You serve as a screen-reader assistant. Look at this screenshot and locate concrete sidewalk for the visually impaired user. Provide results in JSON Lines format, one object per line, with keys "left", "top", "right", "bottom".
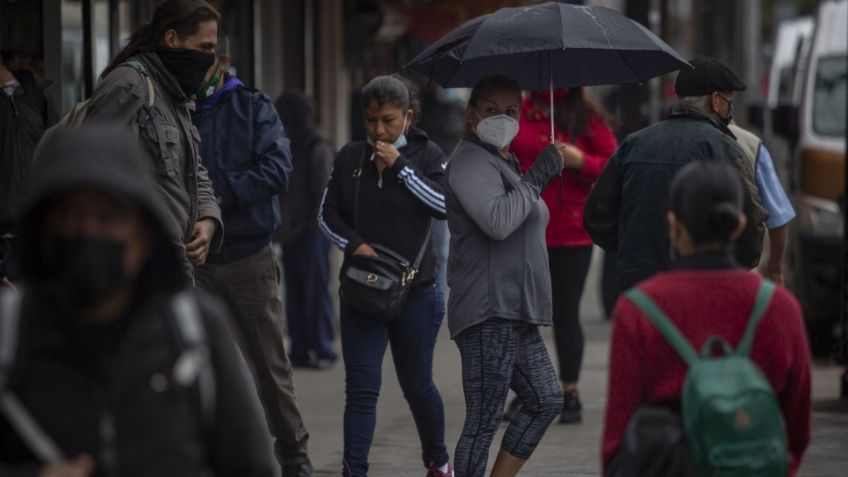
{"left": 288, "top": 252, "right": 848, "bottom": 476}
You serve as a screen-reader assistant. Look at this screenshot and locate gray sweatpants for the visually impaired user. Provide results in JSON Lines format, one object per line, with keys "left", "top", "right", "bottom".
{"left": 453, "top": 318, "right": 563, "bottom": 477}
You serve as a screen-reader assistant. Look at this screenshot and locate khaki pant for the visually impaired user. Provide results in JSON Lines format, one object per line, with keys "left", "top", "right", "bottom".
{"left": 196, "top": 244, "right": 310, "bottom": 466}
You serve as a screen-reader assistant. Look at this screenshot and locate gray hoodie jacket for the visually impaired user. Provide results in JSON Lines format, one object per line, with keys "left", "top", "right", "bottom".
{"left": 445, "top": 135, "right": 563, "bottom": 338}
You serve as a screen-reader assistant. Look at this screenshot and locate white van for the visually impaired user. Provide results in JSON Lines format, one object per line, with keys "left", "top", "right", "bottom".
{"left": 786, "top": 0, "right": 846, "bottom": 352}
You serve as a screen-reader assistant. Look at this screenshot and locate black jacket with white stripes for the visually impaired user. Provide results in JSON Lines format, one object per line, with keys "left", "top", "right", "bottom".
{"left": 319, "top": 127, "right": 447, "bottom": 287}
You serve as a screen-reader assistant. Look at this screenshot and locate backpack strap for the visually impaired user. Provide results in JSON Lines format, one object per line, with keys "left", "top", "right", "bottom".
{"left": 735, "top": 279, "right": 777, "bottom": 357}
{"left": 170, "top": 292, "right": 216, "bottom": 432}
{"left": 0, "top": 291, "right": 66, "bottom": 464}
{"left": 0, "top": 291, "right": 22, "bottom": 390}
{"left": 625, "top": 289, "right": 698, "bottom": 366}
{"left": 121, "top": 59, "right": 155, "bottom": 108}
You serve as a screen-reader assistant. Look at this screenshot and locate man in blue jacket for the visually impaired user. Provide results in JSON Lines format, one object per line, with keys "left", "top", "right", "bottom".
{"left": 192, "top": 46, "right": 311, "bottom": 477}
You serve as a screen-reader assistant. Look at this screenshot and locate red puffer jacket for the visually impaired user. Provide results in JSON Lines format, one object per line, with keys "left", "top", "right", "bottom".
{"left": 512, "top": 95, "right": 617, "bottom": 248}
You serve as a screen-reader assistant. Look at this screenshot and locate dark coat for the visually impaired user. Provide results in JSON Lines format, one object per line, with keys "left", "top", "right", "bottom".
{"left": 0, "top": 127, "right": 275, "bottom": 477}
{"left": 319, "top": 127, "right": 447, "bottom": 287}
{"left": 193, "top": 77, "right": 293, "bottom": 263}
{"left": 584, "top": 106, "right": 767, "bottom": 291}
{"left": 275, "top": 91, "right": 334, "bottom": 245}
{"left": 81, "top": 52, "right": 224, "bottom": 273}
{"left": 0, "top": 70, "right": 56, "bottom": 232}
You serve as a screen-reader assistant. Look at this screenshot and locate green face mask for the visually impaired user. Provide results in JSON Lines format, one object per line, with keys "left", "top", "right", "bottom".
{"left": 196, "top": 69, "right": 222, "bottom": 100}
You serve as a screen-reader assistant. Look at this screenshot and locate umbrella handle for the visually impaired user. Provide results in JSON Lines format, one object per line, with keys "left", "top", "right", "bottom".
{"left": 550, "top": 81, "right": 555, "bottom": 144}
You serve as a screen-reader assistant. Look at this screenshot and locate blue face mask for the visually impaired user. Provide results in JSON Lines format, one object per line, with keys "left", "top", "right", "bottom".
{"left": 367, "top": 115, "right": 408, "bottom": 159}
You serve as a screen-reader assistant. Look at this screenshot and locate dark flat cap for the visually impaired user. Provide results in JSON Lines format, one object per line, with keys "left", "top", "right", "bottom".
{"left": 674, "top": 56, "right": 746, "bottom": 96}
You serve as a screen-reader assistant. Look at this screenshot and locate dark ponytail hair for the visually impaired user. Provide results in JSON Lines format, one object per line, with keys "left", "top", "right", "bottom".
{"left": 669, "top": 161, "right": 744, "bottom": 246}
{"left": 361, "top": 74, "right": 421, "bottom": 123}
{"left": 553, "top": 87, "right": 615, "bottom": 138}
{"left": 101, "top": 0, "right": 220, "bottom": 79}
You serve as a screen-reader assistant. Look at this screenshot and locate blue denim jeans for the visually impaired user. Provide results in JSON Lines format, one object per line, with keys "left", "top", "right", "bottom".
{"left": 340, "top": 283, "right": 449, "bottom": 477}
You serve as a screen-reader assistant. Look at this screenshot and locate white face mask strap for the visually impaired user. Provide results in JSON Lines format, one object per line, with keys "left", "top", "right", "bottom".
{"left": 402, "top": 111, "right": 410, "bottom": 135}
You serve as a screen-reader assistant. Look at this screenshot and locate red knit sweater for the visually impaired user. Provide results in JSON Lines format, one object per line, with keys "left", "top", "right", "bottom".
{"left": 602, "top": 269, "right": 811, "bottom": 476}
{"left": 511, "top": 96, "right": 618, "bottom": 247}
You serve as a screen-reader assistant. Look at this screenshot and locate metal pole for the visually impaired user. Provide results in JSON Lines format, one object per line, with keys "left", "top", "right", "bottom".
{"left": 108, "top": 0, "right": 120, "bottom": 59}
{"left": 82, "top": 0, "right": 94, "bottom": 98}
{"left": 305, "top": 0, "right": 315, "bottom": 98}
{"left": 841, "top": 74, "right": 848, "bottom": 398}
{"left": 648, "top": 0, "right": 662, "bottom": 123}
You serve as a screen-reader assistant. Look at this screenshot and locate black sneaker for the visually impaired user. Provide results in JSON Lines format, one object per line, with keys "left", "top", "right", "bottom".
{"left": 282, "top": 462, "right": 313, "bottom": 477}
{"left": 560, "top": 390, "right": 582, "bottom": 424}
{"left": 502, "top": 396, "right": 523, "bottom": 422}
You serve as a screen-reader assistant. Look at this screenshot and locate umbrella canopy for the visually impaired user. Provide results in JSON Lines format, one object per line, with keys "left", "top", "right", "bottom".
{"left": 405, "top": 2, "right": 690, "bottom": 91}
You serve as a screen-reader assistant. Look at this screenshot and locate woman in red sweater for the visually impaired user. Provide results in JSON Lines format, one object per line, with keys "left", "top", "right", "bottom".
{"left": 602, "top": 161, "right": 811, "bottom": 476}
{"left": 509, "top": 88, "right": 617, "bottom": 423}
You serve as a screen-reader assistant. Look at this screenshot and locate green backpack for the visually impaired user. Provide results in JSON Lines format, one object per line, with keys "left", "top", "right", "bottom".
{"left": 625, "top": 280, "right": 789, "bottom": 477}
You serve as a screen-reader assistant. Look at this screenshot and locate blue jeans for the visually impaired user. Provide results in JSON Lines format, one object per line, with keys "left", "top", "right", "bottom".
{"left": 340, "top": 284, "right": 449, "bottom": 477}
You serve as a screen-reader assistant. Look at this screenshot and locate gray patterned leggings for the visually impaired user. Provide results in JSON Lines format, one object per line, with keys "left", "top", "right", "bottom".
{"left": 453, "top": 318, "right": 563, "bottom": 477}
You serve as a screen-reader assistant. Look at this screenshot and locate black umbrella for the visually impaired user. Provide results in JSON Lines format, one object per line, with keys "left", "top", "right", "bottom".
{"left": 406, "top": 2, "right": 691, "bottom": 141}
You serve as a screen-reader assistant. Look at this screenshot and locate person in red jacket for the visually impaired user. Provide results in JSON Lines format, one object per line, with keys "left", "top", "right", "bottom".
{"left": 602, "top": 161, "right": 811, "bottom": 476}
{"left": 509, "top": 88, "right": 618, "bottom": 423}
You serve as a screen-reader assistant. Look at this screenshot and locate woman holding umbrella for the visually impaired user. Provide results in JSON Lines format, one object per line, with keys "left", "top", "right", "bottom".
{"left": 506, "top": 88, "right": 618, "bottom": 424}
{"left": 444, "top": 75, "right": 566, "bottom": 477}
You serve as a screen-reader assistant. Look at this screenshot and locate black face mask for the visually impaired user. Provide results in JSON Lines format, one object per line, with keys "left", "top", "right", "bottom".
{"left": 715, "top": 94, "right": 734, "bottom": 126}
{"left": 155, "top": 48, "right": 215, "bottom": 98}
{"left": 47, "top": 237, "right": 129, "bottom": 308}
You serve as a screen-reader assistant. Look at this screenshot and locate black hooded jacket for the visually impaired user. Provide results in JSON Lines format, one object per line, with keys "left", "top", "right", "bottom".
{"left": 0, "top": 127, "right": 274, "bottom": 477}
{"left": 319, "top": 127, "right": 447, "bottom": 286}
{"left": 0, "top": 70, "right": 57, "bottom": 233}
{"left": 275, "top": 91, "right": 334, "bottom": 244}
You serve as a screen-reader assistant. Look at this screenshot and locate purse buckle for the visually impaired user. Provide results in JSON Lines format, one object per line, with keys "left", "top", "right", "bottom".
{"left": 367, "top": 273, "right": 378, "bottom": 284}
{"left": 401, "top": 268, "right": 418, "bottom": 287}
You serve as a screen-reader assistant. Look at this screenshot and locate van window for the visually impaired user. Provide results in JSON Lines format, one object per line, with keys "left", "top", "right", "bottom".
{"left": 813, "top": 56, "right": 847, "bottom": 137}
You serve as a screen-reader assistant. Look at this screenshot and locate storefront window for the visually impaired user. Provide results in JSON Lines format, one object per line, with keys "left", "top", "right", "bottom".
{"left": 61, "top": 0, "right": 85, "bottom": 113}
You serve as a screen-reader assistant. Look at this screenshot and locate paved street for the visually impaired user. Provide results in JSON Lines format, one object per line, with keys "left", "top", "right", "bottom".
{"left": 287, "top": 251, "right": 848, "bottom": 476}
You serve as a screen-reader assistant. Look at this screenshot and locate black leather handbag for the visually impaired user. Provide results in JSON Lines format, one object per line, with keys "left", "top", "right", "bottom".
{"left": 339, "top": 152, "right": 432, "bottom": 321}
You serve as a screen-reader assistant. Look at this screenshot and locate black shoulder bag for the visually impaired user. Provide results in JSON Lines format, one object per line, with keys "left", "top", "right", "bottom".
{"left": 339, "top": 152, "right": 432, "bottom": 322}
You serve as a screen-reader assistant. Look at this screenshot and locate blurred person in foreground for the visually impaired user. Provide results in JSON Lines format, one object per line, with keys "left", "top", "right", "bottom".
{"left": 585, "top": 56, "right": 767, "bottom": 292}
{"left": 0, "top": 10, "right": 57, "bottom": 288}
{"left": 191, "top": 45, "right": 312, "bottom": 477}
{"left": 602, "top": 161, "right": 811, "bottom": 476}
{"left": 507, "top": 87, "right": 617, "bottom": 424}
{"left": 0, "top": 127, "right": 274, "bottom": 476}
{"left": 275, "top": 91, "right": 337, "bottom": 370}
{"left": 76, "top": 0, "right": 223, "bottom": 276}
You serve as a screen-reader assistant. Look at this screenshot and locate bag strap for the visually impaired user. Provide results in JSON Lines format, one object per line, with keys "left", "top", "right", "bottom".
{"left": 0, "top": 291, "right": 66, "bottom": 464}
{"left": 735, "top": 279, "right": 776, "bottom": 357}
{"left": 121, "top": 59, "right": 155, "bottom": 108}
{"left": 170, "top": 292, "right": 216, "bottom": 432}
{"left": 352, "top": 147, "right": 432, "bottom": 275}
{"left": 625, "top": 289, "right": 698, "bottom": 366}
{"left": 0, "top": 291, "right": 22, "bottom": 391}
{"left": 353, "top": 150, "right": 366, "bottom": 230}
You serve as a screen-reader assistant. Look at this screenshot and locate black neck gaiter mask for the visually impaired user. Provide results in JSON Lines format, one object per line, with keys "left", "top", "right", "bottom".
{"left": 154, "top": 48, "right": 215, "bottom": 98}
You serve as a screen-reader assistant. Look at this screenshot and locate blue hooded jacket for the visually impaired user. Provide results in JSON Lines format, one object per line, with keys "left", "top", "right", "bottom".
{"left": 193, "top": 76, "right": 293, "bottom": 263}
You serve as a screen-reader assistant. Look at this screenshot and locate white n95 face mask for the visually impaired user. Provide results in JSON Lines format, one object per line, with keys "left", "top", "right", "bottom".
{"left": 474, "top": 112, "right": 520, "bottom": 150}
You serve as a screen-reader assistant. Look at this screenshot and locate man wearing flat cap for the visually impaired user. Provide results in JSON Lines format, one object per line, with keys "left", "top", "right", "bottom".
{"left": 584, "top": 56, "right": 767, "bottom": 291}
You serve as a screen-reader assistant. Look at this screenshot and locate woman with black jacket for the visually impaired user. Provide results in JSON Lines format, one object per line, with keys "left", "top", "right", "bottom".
{"left": 318, "top": 75, "right": 452, "bottom": 477}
